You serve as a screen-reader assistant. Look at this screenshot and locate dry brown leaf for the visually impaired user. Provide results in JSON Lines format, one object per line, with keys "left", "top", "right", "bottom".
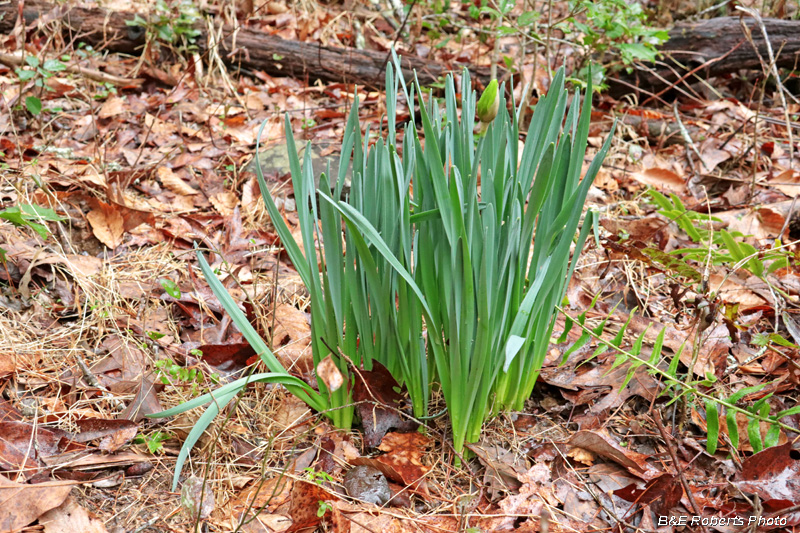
{"left": 241, "top": 176, "right": 260, "bottom": 212}
{"left": 210, "top": 191, "right": 238, "bottom": 216}
{"left": 78, "top": 168, "right": 107, "bottom": 188}
{"left": 351, "top": 433, "right": 432, "bottom": 497}
{"left": 73, "top": 419, "right": 139, "bottom": 453}
{"left": 376, "top": 432, "right": 431, "bottom": 494}
{"left": 714, "top": 204, "right": 787, "bottom": 240}
{"left": 286, "top": 480, "right": 334, "bottom": 532}
{"left": 0, "top": 476, "right": 76, "bottom": 531}
{"left": 97, "top": 96, "right": 125, "bottom": 119}
{"left": 330, "top": 505, "right": 408, "bottom": 533}
{"left": 600, "top": 216, "right": 665, "bottom": 242}
{"left": 244, "top": 92, "right": 267, "bottom": 110}
{"left": 216, "top": 476, "right": 293, "bottom": 530}
{"left": 40, "top": 495, "right": 108, "bottom": 533}
{"left": 40, "top": 450, "right": 151, "bottom": 472}
{"left": 0, "top": 421, "right": 68, "bottom": 477}
{"left": 593, "top": 168, "right": 619, "bottom": 192}
{"left": 157, "top": 166, "right": 198, "bottom": 196}
{"left": 273, "top": 394, "right": 311, "bottom": 440}
{"left": 698, "top": 139, "right": 731, "bottom": 172}
{"left": 266, "top": 1, "right": 288, "bottom": 14}
{"left": 631, "top": 167, "right": 685, "bottom": 193}
{"left": 36, "top": 254, "right": 102, "bottom": 278}
{"left": 734, "top": 443, "right": 800, "bottom": 505}
{"left": 352, "top": 362, "right": 416, "bottom": 447}
{"left": 709, "top": 273, "right": 767, "bottom": 307}
{"left": 144, "top": 113, "right": 176, "bottom": 136}
{"left": 271, "top": 304, "right": 313, "bottom": 374}
{"left": 486, "top": 464, "right": 552, "bottom": 530}
{"left": 342, "top": 441, "right": 360, "bottom": 463}
{"left": 769, "top": 169, "right": 800, "bottom": 197}
{"left": 86, "top": 202, "right": 124, "bottom": 249}
{"left": 466, "top": 442, "right": 530, "bottom": 499}
{"left": 566, "top": 446, "right": 596, "bottom": 465}
{"left": 117, "top": 373, "right": 164, "bottom": 422}
{"left": 568, "top": 430, "right": 659, "bottom": 480}
{"left": 677, "top": 323, "right": 732, "bottom": 377}
{"left": 0, "top": 352, "right": 16, "bottom": 379}
{"left": 223, "top": 122, "right": 258, "bottom": 145}
{"left": 85, "top": 198, "right": 154, "bottom": 249}
{"left": 317, "top": 355, "right": 344, "bottom": 392}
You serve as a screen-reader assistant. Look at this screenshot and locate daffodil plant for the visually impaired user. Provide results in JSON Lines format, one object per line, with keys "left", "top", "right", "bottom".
{"left": 153, "top": 52, "right": 614, "bottom": 482}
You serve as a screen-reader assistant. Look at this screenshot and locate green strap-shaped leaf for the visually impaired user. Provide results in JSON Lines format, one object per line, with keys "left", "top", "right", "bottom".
{"left": 706, "top": 400, "right": 719, "bottom": 454}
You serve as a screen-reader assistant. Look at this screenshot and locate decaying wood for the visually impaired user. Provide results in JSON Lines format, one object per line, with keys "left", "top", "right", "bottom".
{"left": 611, "top": 16, "right": 800, "bottom": 98}
{"left": 0, "top": 0, "right": 490, "bottom": 88}
{"left": 618, "top": 114, "right": 697, "bottom": 146}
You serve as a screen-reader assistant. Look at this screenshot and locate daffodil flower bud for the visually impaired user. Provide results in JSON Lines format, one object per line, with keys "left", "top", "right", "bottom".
{"left": 476, "top": 79, "right": 499, "bottom": 124}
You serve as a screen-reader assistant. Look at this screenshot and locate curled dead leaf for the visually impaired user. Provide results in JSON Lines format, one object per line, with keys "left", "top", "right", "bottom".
{"left": 631, "top": 167, "right": 685, "bottom": 193}
{"left": 317, "top": 355, "right": 344, "bottom": 392}
{"left": 97, "top": 96, "right": 125, "bottom": 119}
{"left": 86, "top": 203, "right": 124, "bottom": 249}
{"left": 0, "top": 476, "right": 77, "bottom": 531}
{"left": 568, "top": 430, "right": 659, "bottom": 479}
{"left": 157, "top": 166, "right": 198, "bottom": 196}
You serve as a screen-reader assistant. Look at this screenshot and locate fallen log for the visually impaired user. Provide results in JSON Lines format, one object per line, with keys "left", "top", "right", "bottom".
{"left": 610, "top": 16, "right": 800, "bottom": 98}
{"left": 0, "top": 0, "right": 491, "bottom": 89}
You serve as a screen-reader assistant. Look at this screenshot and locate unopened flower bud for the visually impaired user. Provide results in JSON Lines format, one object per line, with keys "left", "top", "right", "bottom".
{"left": 476, "top": 79, "right": 499, "bottom": 124}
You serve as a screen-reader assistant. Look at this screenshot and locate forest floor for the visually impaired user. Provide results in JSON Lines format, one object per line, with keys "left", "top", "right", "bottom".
{"left": 2, "top": 0, "right": 800, "bottom": 532}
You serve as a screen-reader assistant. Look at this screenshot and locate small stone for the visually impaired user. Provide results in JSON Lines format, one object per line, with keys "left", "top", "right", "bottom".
{"left": 181, "top": 476, "right": 215, "bottom": 519}
{"left": 343, "top": 465, "right": 391, "bottom": 505}
{"left": 248, "top": 142, "right": 351, "bottom": 198}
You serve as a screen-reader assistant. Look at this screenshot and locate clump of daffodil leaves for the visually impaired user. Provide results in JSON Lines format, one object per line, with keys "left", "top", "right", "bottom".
{"left": 150, "top": 52, "right": 614, "bottom": 488}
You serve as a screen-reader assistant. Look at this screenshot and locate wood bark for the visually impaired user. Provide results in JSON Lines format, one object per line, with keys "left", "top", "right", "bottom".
{"left": 610, "top": 16, "right": 800, "bottom": 98}
{"left": 6, "top": 2, "right": 795, "bottom": 98}
{"left": 0, "top": 0, "right": 490, "bottom": 89}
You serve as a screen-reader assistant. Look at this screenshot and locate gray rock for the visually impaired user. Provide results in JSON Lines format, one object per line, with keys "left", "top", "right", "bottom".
{"left": 343, "top": 465, "right": 391, "bottom": 505}
{"left": 181, "top": 475, "right": 215, "bottom": 519}
{"left": 248, "top": 142, "right": 351, "bottom": 198}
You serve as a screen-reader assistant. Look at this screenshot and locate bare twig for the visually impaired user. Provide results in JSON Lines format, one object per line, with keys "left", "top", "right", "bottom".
{"left": 640, "top": 42, "right": 743, "bottom": 107}
{"left": 653, "top": 411, "right": 710, "bottom": 533}
{"left": 0, "top": 51, "right": 143, "bottom": 86}
{"left": 672, "top": 100, "right": 704, "bottom": 173}
{"left": 75, "top": 343, "right": 126, "bottom": 410}
{"left": 737, "top": 6, "right": 794, "bottom": 168}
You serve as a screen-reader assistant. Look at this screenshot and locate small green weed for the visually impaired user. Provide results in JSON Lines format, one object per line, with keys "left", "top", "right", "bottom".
{"left": 561, "top": 0, "right": 668, "bottom": 88}
{"left": 154, "top": 358, "right": 218, "bottom": 396}
{"left": 135, "top": 430, "right": 172, "bottom": 454}
{"left": 419, "top": 0, "right": 666, "bottom": 90}
{"left": 14, "top": 55, "right": 68, "bottom": 115}
{"left": 305, "top": 468, "right": 334, "bottom": 485}
{"left": 317, "top": 501, "right": 333, "bottom": 518}
{"left": 648, "top": 190, "right": 792, "bottom": 280}
{"left": 160, "top": 278, "right": 182, "bottom": 299}
{"left": 126, "top": 0, "right": 201, "bottom": 55}
{"left": 559, "top": 303, "right": 800, "bottom": 455}
{"left": 0, "top": 204, "right": 65, "bottom": 249}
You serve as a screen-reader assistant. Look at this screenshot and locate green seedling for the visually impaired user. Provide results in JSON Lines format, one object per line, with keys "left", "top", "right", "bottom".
{"left": 0, "top": 204, "right": 64, "bottom": 239}
{"left": 14, "top": 55, "right": 67, "bottom": 115}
